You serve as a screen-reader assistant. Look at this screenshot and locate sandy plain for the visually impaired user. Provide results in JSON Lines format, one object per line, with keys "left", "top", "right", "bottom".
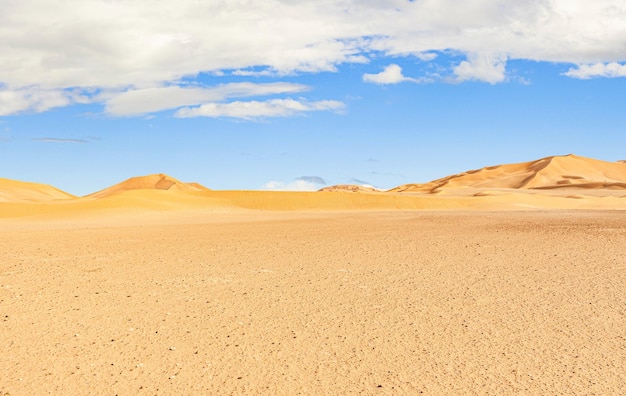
{"left": 1, "top": 208, "right": 625, "bottom": 395}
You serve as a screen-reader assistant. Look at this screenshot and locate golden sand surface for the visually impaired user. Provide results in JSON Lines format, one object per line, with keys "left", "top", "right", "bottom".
{"left": 1, "top": 209, "right": 625, "bottom": 395}
{"left": 390, "top": 154, "right": 626, "bottom": 193}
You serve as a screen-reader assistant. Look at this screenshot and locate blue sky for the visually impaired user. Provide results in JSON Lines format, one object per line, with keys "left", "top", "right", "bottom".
{"left": 1, "top": 1, "right": 625, "bottom": 196}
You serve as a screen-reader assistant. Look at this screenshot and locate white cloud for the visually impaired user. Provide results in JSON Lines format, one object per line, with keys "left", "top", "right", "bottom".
{"left": 563, "top": 62, "right": 626, "bottom": 79}
{"left": 453, "top": 53, "right": 507, "bottom": 84}
{"left": 105, "top": 82, "right": 308, "bottom": 116}
{"left": 175, "top": 99, "right": 345, "bottom": 120}
{"left": 416, "top": 52, "right": 438, "bottom": 62}
{"left": 363, "top": 64, "right": 430, "bottom": 84}
{"left": 0, "top": 87, "right": 91, "bottom": 116}
{"left": 262, "top": 180, "right": 321, "bottom": 191}
{"left": 1, "top": 0, "right": 625, "bottom": 115}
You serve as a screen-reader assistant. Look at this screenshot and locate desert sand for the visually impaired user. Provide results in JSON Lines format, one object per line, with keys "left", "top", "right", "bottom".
{"left": 390, "top": 154, "right": 626, "bottom": 193}
{"left": 1, "top": 154, "right": 626, "bottom": 394}
{"left": 0, "top": 178, "right": 75, "bottom": 203}
{"left": 1, "top": 210, "right": 625, "bottom": 394}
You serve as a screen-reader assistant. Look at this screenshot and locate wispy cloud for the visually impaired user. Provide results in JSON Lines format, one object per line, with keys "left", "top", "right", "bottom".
{"left": 175, "top": 99, "right": 345, "bottom": 120}
{"left": 105, "top": 82, "right": 309, "bottom": 116}
{"left": 563, "top": 62, "right": 626, "bottom": 79}
{"left": 33, "top": 138, "right": 89, "bottom": 144}
{"left": 297, "top": 176, "right": 326, "bottom": 185}
{"left": 350, "top": 178, "right": 375, "bottom": 187}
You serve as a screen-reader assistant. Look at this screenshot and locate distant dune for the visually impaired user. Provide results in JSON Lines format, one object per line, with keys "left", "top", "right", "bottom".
{"left": 87, "top": 174, "right": 210, "bottom": 198}
{"left": 318, "top": 184, "right": 381, "bottom": 193}
{"left": 0, "top": 177, "right": 75, "bottom": 202}
{"left": 1, "top": 155, "right": 626, "bottom": 218}
{"left": 390, "top": 154, "right": 626, "bottom": 193}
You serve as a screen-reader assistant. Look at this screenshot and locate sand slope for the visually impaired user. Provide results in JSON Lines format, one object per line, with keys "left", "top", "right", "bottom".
{"left": 2, "top": 188, "right": 625, "bottom": 221}
{"left": 185, "top": 182, "right": 212, "bottom": 192}
{"left": 391, "top": 154, "right": 626, "bottom": 193}
{"left": 319, "top": 184, "right": 381, "bottom": 193}
{"left": 87, "top": 174, "right": 210, "bottom": 198}
{"left": 0, "top": 177, "right": 75, "bottom": 202}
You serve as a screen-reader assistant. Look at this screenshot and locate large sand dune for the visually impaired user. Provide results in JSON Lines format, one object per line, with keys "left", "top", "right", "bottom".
{"left": 0, "top": 177, "right": 75, "bottom": 203}
{"left": 87, "top": 174, "right": 210, "bottom": 199}
{"left": 391, "top": 154, "right": 626, "bottom": 193}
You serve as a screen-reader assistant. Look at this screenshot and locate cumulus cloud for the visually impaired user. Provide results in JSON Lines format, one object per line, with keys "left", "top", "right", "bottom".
{"left": 175, "top": 99, "right": 345, "bottom": 120}
{"left": 1, "top": 1, "right": 625, "bottom": 116}
{"left": 563, "top": 62, "right": 626, "bottom": 79}
{"left": 453, "top": 53, "right": 508, "bottom": 84}
{"left": 363, "top": 64, "right": 430, "bottom": 84}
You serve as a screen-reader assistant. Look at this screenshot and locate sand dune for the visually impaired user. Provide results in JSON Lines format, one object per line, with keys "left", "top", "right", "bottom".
{"left": 391, "top": 154, "right": 626, "bottom": 193}
{"left": 318, "top": 184, "right": 381, "bottom": 193}
{"left": 1, "top": 155, "right": 626, "bottom": 219}
{"left": 185, "top": 182, "right": 212, "bottom": 192}
{"left": 0, "top": 177, "right": 75, "bottom": 202}
{"left": 2, "top": 188, "right": 625, "bottom": 221}
{"left": 87, "top": 174, "right": 210, "bottom": 198}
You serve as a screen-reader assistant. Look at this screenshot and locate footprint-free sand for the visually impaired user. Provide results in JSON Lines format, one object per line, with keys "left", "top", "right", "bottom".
{"left": 1, "top": 209, "right": 624, "bottom": 394}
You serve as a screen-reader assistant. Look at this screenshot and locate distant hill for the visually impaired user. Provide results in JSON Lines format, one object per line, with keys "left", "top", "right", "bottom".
{"left": 390, "top": 154, "right": 626, "bottom": 193}
{"left": 87, "top": 174, "right": 211, "bottom": 198}
{"left": 0, "top": 177, "right": 75, "bottom": 202}
{"left": 319, "top": 184, "right": 381, "bottom": 193}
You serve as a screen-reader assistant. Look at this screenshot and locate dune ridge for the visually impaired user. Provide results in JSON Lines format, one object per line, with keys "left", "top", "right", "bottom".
{"left": 390, "top": 154, "right": 626, "bottom": 193}
{"left": 318, "top": 184, "right": 381, "bottom": 193}
{"left": 0, "top": 177, "right": 75, "bottom": 202}
{"left": 87, "top": 174, "right": 210, "bottom": 198}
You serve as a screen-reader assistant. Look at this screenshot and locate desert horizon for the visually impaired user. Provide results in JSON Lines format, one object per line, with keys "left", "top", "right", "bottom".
{"left": 2, "top": 154, "right": 626, "bottom": 220}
